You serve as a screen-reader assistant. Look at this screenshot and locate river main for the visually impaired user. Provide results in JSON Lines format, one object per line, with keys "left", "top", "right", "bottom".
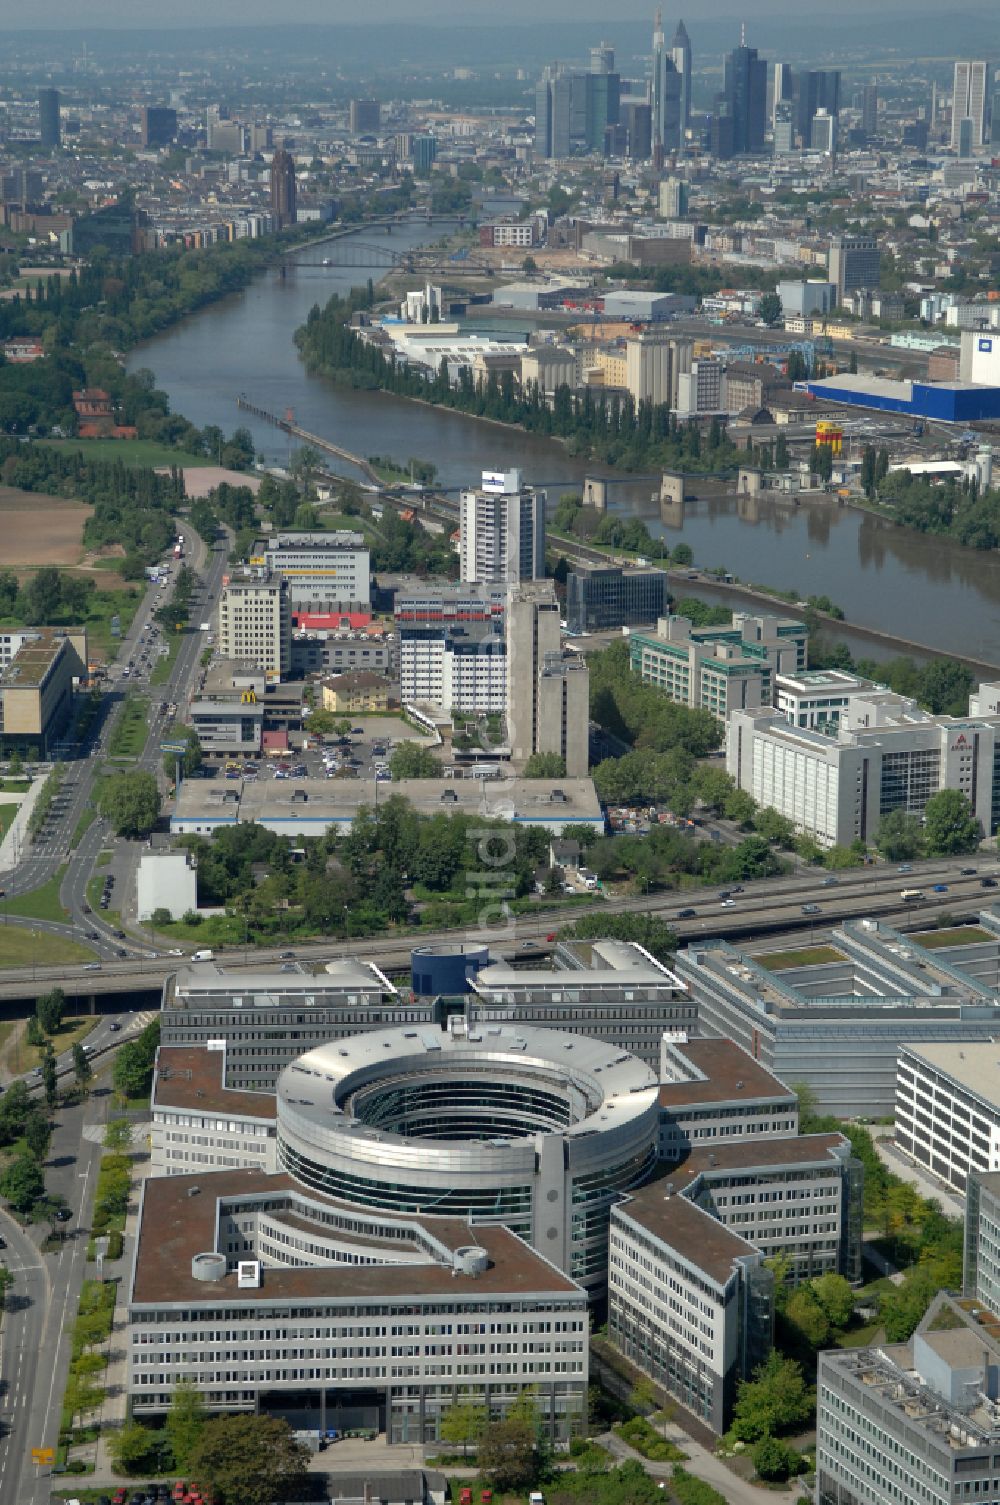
{"left": 128, "top": 222, "right": 1000, "bottom": 668}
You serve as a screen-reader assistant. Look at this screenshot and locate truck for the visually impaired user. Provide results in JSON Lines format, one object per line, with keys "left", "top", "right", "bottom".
{"left": 191, "top": 948, "right": 214, "bottom": 962}
{"left": 200, "top": 622, "right": 211, "bottom": 632}
{"left": 173, "top": 544, "right": 183, "bottom": 559}
{"left": 900, "top": 889, "right": 925, "bottom": 902}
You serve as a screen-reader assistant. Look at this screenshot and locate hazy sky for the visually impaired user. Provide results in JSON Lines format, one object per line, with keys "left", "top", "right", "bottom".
{"left": 1, "top": 0, "right": 990, "bottom": 24}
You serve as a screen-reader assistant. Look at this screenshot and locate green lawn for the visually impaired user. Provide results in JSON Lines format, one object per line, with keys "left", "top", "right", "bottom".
{"left": 70, "top": 808, "right": 97, "bottom": 849}
{"left": 149, "top": 631, "right": 184, "bottom": 686}
{"left": 913, "top": 926, "right": 992, "bottom": 949}
{"left": 40, "top": 438, "right": 213, "bottom": 469}
{"left": 0, "top": 780, "right": 30, "bottom": 794}
{"left": 18, "top": 1014, "right": 98, "bottom": 1072}
{"left": 83, "top": 588, "right": 142, "bottom": 664}
{"left": 107, "top": 695, "right": 149, "bottom": 759}
{"left": 0, "top": 804, "right": 18, "bottom": 841}
{"left": 0, "top": 928, "right": 93, "bottom": 970}
{"left": 759, "top": 945, "right": 843, "bottom": 971}
{"left": 2, "top": 866, "right": 69, "bottom": 923}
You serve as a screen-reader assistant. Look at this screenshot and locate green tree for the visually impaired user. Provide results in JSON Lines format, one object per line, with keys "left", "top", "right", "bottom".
{"left": 36, "top": 986, "right": 65, "bottom": 1035}
{"left": 753, "top": 1435, "right": 801, "bottom": 1482}
{"left": 389, "top": 742, "right": 440, "bottom": 779}
{"left": 562, "top": 913, "right": 678, "bottom": 962}
{"left": 72, "top": 1041, "right": 93, "bottom": 1094}
{"left": 41, "top": 1046, "right": 57, "bottom": 1108}
{"left": 63, "top": 1373, "right": 105, "bottom": 1426}
{"left": 875, "top": 808, "right": 924, "bottom": 861}
{"left": 0, "top": 1154, "right": 44, "bottom": 1216}
{"left": 731, "top": 1353, "right": 813, "bottom": 1443}
{"left": 149, "top": 907, "right": 172, "bottom": 933}
{"left": 188, "top": 1413, "right": 310, "bottom": 1505}
{"left": 753, "top": 806, "right": 797, "bottom": 847}
{"left": 476, "top": 1414, "right": 539, "bottom": 1491}
{"left": 166, "top": 1378, "right": 207, "bottom": 1469}
{"left": 108, "top": 1418, "right": 161, "bottom": 1476}
{"left": 103, "top": 1118, "right": 132, "bottom": 1152}
{"left": 25, "top": 1016, "right": 44, "bottom": 1048}
{"left": 758, "top": 291, "right": 782, "bottom": 326}
{"left": 523, "top": 752, "right": 567, "bottom": 778}
{"left": 23, "top": 1108, "right": 50, "bottom": 1163}
{"left": 811, "top": 1272, "right": 856, "bottom": 1329}
{"left": 670, "top": 542, "right": 694, "bottom": 566}
{"left": 922, "top": 788, "right": 981, "bottom": 855}
{"left": 97, "top": 769, "right": 161, "bottom": 838}
{"left": 439, "top": 1398, "right": 488, "bottom": 1459}
{"left": 785, "top": 1286, "right": 830, "bottom": 1347}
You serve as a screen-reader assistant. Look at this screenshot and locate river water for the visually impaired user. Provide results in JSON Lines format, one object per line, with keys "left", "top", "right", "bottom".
{"left": 129, "top": 221, "right": 1000, "bottom": 668}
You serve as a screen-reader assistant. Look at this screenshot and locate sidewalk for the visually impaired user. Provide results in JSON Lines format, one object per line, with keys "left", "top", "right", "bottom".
{"left": 0, "top": 775, "right": 44, "bottom": 875}
{"left": 871, "top": 1132, "right": 965, "bottom": 1219}
{"left": 599, "top": 1426, "right": 800, "bottom": 1504}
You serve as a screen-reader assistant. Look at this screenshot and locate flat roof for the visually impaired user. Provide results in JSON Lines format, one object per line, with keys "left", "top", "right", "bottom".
{"left": 664, "top": 1132, "right": 849, "bottom": 1189}
{"left": 153, "top": 1047, "right": 276, "bottom": 1119}
{"left": 658, "top": 1038, "right": 795, "bottom": 1108}
{"left": 900, "top": 1041, "right": 1000, "bottom": 1111}
{"left": 131, "top": 1170, "right": 581, "bottom": 1305}
{"left": 168, "top": 956, "right": 395, "bottom": 1005}
{"left": 0, "top": 628, "right": 77, "bottom": 688}
{"left": 617, "top": 1184, "right": 759, "bottom": 1285}
{"left": 172, "top": 776, "right": 603, "bottom": 826}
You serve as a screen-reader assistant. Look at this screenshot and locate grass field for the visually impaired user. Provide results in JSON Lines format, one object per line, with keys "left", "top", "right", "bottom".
{"left": 108, "top": 695, "right": 149, "bottom": 759}
{"left": 759, "top": 945, "right": 843, "bottom": 971}
{"left": 914, "top": 926, "right": 992, "bottom": 948}
{"left": 70, "top": 808, "right": 97, "bottom": 849}
{"left": 40, "top": 438, "right": 213, "bottom": 469}
{"left": 17, "top": 1014, "right": 98, "bottom": 1072}
{"left": 0, "top": 804, "right": 18, "bottom": 842}
{"left": 2, "top": 867, "right": 70, "bottom": 923}
{"left": 149, "top": 632, "right": 183, "bottom": 686}
{"left": 0, "top": 928, "right": 93, "bottom": 971}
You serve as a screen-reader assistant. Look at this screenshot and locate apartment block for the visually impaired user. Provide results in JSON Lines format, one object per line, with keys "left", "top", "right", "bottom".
{"left": 630, "top": 612, "right": 807, "bottom": 721}
{"left": 459, "top": 470, "right": 545, "bottom": 586}
{"left": 217, "top": 573, "right": 291, "bottom": 683}
{"left": 506, "top": 582, "right": 589, "bottom": 776}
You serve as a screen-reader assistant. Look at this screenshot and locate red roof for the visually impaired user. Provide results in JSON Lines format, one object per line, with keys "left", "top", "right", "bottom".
{"left": 262, "top": 729, "right": 288, "bottom": 750}
{"left": 291, "top": 611, "right": 373, "bottom": 631}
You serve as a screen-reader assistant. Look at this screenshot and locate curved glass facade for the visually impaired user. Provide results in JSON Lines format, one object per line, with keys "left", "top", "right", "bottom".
{"left": 350, "top": 1076, "right": 574, "bottom": 1139}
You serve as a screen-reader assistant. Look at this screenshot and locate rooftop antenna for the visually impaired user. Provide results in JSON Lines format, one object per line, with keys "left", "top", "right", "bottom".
{"left": 741, "top": 21, "right": 747, "bottom": 45}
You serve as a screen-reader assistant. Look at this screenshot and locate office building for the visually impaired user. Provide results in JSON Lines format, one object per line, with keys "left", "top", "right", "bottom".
{"left": 506, "top": 582, "right": 589, "bottom": 777}
{"left": 658, "top": 176, "right": 689, "bottom": 218}
{"left": 127, "top": 1169, "right": 588, "bottom": 1440}
{"left": 862, "top": 83, "right": 879, "bottom": 138}
{"left": 817, "top": 1292, "right": 1000, "bottom": 1505}
{"left": 952, "top": 61, "right": 991, "bottom": 151}
{"left": 795, "top": 70, "right": 841, "bottom": 145}
{"left": 651, "top": 9, "right": 682, "bottom": 153}
{"left": 719, "top": 42, "right": 767, "bottom": 156}
{"left": 897, "top": 1036, "right": 1000, "bottom": 1194}
{"left": 411, "top": 134, "right": 437, "bottom": 172}
{"left": 151, "top": 1046, "right": 277, "bottom": 1177}
{"left": 772, "top": 102, "right": 795, "bottom": 154}
{"left": 777, "top": 279, "right": 836, "bottom": 317}
{"left": 828, "top": 233, "right": 881, "bottom": 304}
{"left": 773, "top": 62, "right": 795, "bottom": 127}
{"left": 625, "top": 328, "right": 692, "bottom": 406}
{"left": 269, "top": 147, "right": 296, "bottom": 228}
{"left": 217, "top": 573, "right": 291, "bottom": 683}
{"left": 591, "top": 41, "right": 615, "bottom": 74}
{"left": 141, "top": 106, "right": 177, "bottom": 148}
{"left": 965, "top": 1168, "right": 1000, "bottom": 1311}
{"left": 811, "top": 109, "right": 836, "bottom": 154}
{"left": 671, "top": 20, "right": 693, "bottom": 138}
{"left": 728, "top": 686, "right": 1000, "bottom": 848}
{"left": 459, "top": 470, "right": 545, "bottom": 586}
{"left": 187, "top": 694, "right": 264, "bottom": 758}
{"left": 0, "top": 627, "right": 85, "bottom": 758}
{"left": 622, "top": 101, "right": 653, "bottom": 160}
{"left": 161, "top": 959, "right": 405, "bottom": 1089}
{"left": 658, "top": 1035, "right": 799, "bottom": 1162}
{"left": 566, "top": 565, "right": 668, "bottom": 634}
{"left": 534, "top": 67, "right": 572, "bottom": 159}
{"left": 675, "top": 358, "right": 724, "bottom": 418}
{"left": 275, "top": 1020, "right": 657, "bottom": 1296}
{"left": 170, "top": 775, "right": 604, "bottom": 841}
{"left": 630, "top": 611, "right": 806, "bottom": 720}
{"left": 249, "top": 531, "right": 369, "bottom": 609}
{"left": 774, "top": 668, "right": 874, "bottom": 729}
{"left": 678, "top": 916, "right": 1000, "bottom": 1116}
{"left": 469, "top": 941, "right": 694, "bottom": 1070}
{"left": 399, "top": 614, "right": 506, "bottom": 713}
{"left": 38, "top": 88, "right": 60, "bottom": 149}
{"left": 611, "top": 1131, "right": 860, "bottom": 1433}
{"left": 348, "top": 98, "right": 380, "bottom": 135}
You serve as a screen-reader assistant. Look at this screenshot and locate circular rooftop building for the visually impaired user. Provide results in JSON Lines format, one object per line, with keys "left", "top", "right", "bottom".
{"left": 276, "top": 1019, "right": 659, "bottom": 1293}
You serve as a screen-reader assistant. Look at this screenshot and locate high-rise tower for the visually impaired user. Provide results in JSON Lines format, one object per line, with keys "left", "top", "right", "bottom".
{"left": 38, "top": 88, "right": 61, "bottom": 150}
{"left": 269, "top": 147, "right": 297, "bottom": 228}
{"left": 651, "top": 9, "right": 682, "bottom": 152}
{"left": 951, "top": 60, "right": 991, "bottom": 151}
{"left": 671, "top": 20, "right": 692, "bottom": 139}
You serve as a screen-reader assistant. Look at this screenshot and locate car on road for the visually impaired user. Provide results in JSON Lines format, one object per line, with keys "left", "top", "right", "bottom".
{"left": 82, "top": 903, "right": 91, "bottom": 913}
{"left": 821, "top": 877, "right": 840, "bottom": 887}
{"left": 54, "top": 1207, "right": 71, "bottom": 1221}
{"left": 116, "top": 948, "right": 128, "bottom": 957}
{"left": 84, "top": 963, "right": 101, "bottom": 972}
{"left": 109, "top": 1021, "right": 121, "bottom": 1032}
{"left": 961, "top": 867, "right": 978, "bottom": 875}
{"left": 0, "top": 1237, "right": 7, "bottom": 1249}
{"left": 114, "top": 929, "right": 126, "bottom": 939}
{"left": 279, "top": 950, "right": 295, "bottom": 959}
{"left": 676, "top": 907, "right": 697, "bottom": 919}
{"left": 932, "top": 883, "right": 949, "bottom": 892}
{"left": 801, "top": 903, "right": 821, "bottom": 914}
{"left": 898, "top": 864, "right": 914, "bottom": 874}
{"left": 719, "top": 898, "right": 736, "bottom": 908}
{"left": 982, "top": 878, "right": 998, "bottom": 889}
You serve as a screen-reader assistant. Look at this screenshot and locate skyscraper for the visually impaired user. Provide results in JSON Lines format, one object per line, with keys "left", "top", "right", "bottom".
{"left": 720, "top": 41, "right": 767, "bottom": 156}
{"left": 671, "top": 20, "right": 693, "bottom": 139}
{"left": 951, "top": 60, "right": 991, "bottom": 151}
{"left": 862, "top": 84, "right": 879, "bottom": 139}
{"left": 828, "top": 234, "right": 880, "bottom": 305}
{"left": 651, "top": 10, "right": 682, "bottom": 153}
{"left": 269, "top": 148, "right": 297, "bottom": 228}
{"left": 795, "top": 70, "right": 841, "bottom": 146}
{"left": 773, "top": 63, "right": 795, "bottom": 127}
{"left": 459, "top": 470, "right": 546, "bottom": 587}
{"left": 38, "top": 88, "right": 60, "bottom": 150}
{"left": 590, "top": 41, "right": 615, "bottom": 74}
{"left": 141, "top": 106, "right": 177, "bottom": 148}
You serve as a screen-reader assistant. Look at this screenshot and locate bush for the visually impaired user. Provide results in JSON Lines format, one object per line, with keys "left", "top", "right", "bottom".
{"left": 671, "top": 1465, "right": 728, "bottom": 1505}
{"left": 753, "top": 1434, "right": 803, "bottom": 1482}
{"left": 613, "top": 1415, "right": 686, "bottom": 1462}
